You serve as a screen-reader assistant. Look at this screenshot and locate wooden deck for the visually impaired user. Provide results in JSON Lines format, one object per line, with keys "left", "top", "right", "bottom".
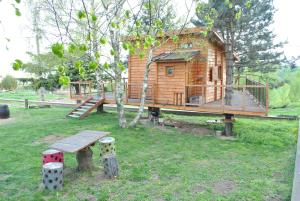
{"left": 102, "top": 89, "right": 267, "bottom": 117}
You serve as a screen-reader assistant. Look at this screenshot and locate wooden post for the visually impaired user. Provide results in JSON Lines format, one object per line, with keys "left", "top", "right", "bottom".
{"left": 97, "top": 104, "right": 104, "bottom": 113}
{"left": 76, "top": 147, "right": 93, "bottom": 171}
{"left": 266, "top": 81, "right": 269, "bottom": 115}
{"left": 242, "top": 86, "right": 246, "bottom": 110}
{"left": 25, "top": 99, "right": 29, "bottom": 109}
{"left": 125, "top": 83, "right": 128, "bottom": 104}
{"left": 224, "top": 114, "right": 234, "bottom": 136}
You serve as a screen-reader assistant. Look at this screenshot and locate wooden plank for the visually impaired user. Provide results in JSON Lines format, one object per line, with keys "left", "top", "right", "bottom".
{"left": 50, "top": 130, "right": 110, "bottom": 153}
{"left": 291, "top": 120, "right": 300, "bottom": 201}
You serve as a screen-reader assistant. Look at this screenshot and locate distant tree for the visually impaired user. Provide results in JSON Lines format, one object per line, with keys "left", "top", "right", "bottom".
{"left": 22, "top": 52, "right": 61, "bottom": 77}
{"left": 193, "top": 0, "right": 285, "bottom": 135}
{"left": 1, "top": 75, "right": 18, "bottom": 91}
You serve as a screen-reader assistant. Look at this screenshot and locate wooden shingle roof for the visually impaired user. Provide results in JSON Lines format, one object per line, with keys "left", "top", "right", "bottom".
{"left": 152, "top": 50, "right": 200, "bottom": 62}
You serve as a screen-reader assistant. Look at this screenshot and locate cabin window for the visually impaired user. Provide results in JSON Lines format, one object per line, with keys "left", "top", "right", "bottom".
{"left": 209, "top": 68, "right": 213, "bottom": 82}
{"left": 166, "top": 66, "right": 175, "bottom": 77}
{"left": 218, "top": 66, "right": 222, "bottom": 80}
{"left": 180, "top": 42, "right": 193, "bottom": 49}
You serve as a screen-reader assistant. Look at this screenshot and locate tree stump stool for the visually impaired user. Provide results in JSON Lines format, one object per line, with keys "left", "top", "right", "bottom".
{"left": 99, "top": 137, "right": 116, "bottom": 160}
{"left": 103, "top": 155, "right": 119, "bottom": 179}
{"left": 42, "top": 162, "right": 63, "bottom": 190}
{"left": 42, "top": 149, "right": 64, "bottom": 165}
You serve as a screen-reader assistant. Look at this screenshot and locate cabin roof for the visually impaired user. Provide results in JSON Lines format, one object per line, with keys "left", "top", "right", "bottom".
{"left": 153, "top": 50, "right": 200, "bottom": 62}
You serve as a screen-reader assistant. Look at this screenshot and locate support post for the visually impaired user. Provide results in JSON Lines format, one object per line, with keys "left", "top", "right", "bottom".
{"left": 224, "top": 113, "right": 234, "bottom": 136}
{"left": 97, "top": 104, "right": 104, "bottom": 113}
{"left": 25, "top": 99, "right": 29, "bottom": 109}
{"left": 148, "top": 107, "right": 160, "bottom": 123}
{"left": 76, "top": 147, "right": 93, "bottom": 171}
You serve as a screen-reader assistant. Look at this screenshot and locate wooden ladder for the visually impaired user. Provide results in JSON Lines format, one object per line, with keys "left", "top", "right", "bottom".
{"left": 67, "top": 97, "right": 105, "bottom": 119}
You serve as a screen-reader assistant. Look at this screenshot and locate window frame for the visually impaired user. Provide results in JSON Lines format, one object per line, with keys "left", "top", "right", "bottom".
{"left": 165, "top": 66, "right": 175, "bottom": 77}
{"left": 218, "top": 65, "right": 222, "bottom": 80}
{"left": 208, "top": 67, "right": 213, "bottom": 82}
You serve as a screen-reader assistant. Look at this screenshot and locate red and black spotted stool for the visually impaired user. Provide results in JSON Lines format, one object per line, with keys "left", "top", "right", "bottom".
{"left": 42, "top": 149, "right": 64, "bottom": 165}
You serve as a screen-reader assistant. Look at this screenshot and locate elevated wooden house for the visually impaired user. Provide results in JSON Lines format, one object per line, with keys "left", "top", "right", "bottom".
{"left": 128, "top": 28, "right": 227, "bottom": 106}
{"left": 68, "top": 28, "right": 268, "bottom": 119}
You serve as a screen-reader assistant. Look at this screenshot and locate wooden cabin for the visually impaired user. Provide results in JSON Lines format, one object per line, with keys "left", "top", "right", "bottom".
{"left": 127, "top": 27, "right": 227, "bottom": 106}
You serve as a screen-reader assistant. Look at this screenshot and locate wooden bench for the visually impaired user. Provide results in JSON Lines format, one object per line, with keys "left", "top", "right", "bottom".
{"left": 49, "top": 130, "right": 110, "bottom": 171}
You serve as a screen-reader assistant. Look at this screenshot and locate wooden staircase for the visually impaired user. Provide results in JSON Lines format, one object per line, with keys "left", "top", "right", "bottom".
{"left": 67, "top": 97, "right": 105, "bottom": 119}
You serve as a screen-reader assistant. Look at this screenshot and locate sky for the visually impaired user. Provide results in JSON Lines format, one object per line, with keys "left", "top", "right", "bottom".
{"left": 0, "top": 0, "right": 299, "bottom": 78}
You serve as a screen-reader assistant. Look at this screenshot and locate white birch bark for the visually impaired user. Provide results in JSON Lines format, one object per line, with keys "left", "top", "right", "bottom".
{"left": 129, "top": 47, "right": 154, "bottom": 127}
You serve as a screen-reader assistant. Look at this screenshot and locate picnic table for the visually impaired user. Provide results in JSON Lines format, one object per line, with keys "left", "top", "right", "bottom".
{"left": 50, "top": 130, "right": 110, "bottom": 171}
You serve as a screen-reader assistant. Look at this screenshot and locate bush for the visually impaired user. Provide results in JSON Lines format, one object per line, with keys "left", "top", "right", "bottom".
{"left": 269, "top": 84, "right": 291, "bottom": 108}
{"left": 1, "top": 75, "right": 18, "bottom": 91}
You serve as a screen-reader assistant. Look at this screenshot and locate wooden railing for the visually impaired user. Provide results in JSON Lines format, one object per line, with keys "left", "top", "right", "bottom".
{"left": 246, "top": 78, "right": 267, "bottom": 107}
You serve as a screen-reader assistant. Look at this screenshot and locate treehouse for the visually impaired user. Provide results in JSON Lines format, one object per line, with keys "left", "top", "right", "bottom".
{"left": 68, "top": 28, "right": 269, "bottom": 119}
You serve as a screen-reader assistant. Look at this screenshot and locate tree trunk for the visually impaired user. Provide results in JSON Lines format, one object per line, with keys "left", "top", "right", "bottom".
{"left": 76, "top": 147, "right": 93, "bottom": 171}
{"left": 115, "top": 74, "right": 127, "bottom": 128}
{"left": 129, "top": 48, "right": 154, "bottom": 127}
{"left": 224, "top": 42, "right": 234, "bottom": 106}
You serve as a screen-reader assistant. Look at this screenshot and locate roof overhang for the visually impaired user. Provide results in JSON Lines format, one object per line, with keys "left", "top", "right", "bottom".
{"left": 152, "top": 50, "right": 200, "bottom": 63}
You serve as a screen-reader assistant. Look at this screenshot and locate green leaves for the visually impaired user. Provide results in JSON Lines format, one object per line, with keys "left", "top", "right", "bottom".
{"left": 59, "top": 75, "right": 70, "bottom": 85}
{"left": 235, "top": 9, "right": 242, "bottom": 20}
{"left": 15, "top": 0, "right": 21, "bottom": 3}
{"left": 144, "top": 36, "right": 155, "bottom": 49}
{"left": 117, "top": 62, "right": 125, "bottom": 72}
{"left": 77, "top": 11, "right": 86, "bottom": 19}
{"left": 100, "top": 37, "right": 107, "bottom": 45}
{"left": 111, "top": 22, "right": 118, "bottom": 29}
{"left": 68, "top": 43, "right": 77, "bottom": 53}
{"left": 74, "top": 61, "right": 82, "bottom": 69}
{"left": 172, "top": 35, "right": 179, "bottom": 43}
{"left": 91, "top": 14, "right": 97, "bottom": 22}
{"left": 51, "top": 43, "right": 64, "bottom": 58}
{"left": 135, "top": 20, "right": 142, "bottom": 28}
{"left": 12, "top": 59, "right": 23, "bottom": 70}
{"left": 110, "top": 49, "right": 116, "bottom": 56}
{"left": 138, "top": 52, "right": 145, "bottom": 59}
{"left": 79, "top": 44, "right": 88, "bottom": 52}
{"left": 122, "top": 42, "right": 129, "bottom": 50}
{"left": 125, "top": 10, "right": 131, "bottom": 18}
{"left": 88, "top": 61, "right": 98, "bottom": 70}
{"left": 103, "top": 62, "right": 110, "bottom": 69}
{"left": 15, "top": 8, "right": 21, "bottom": 16}
{"left": 57, "top": 65, "right": 65, "bottom": 74}
{"left": 246, "top": 0, "right": 252, "bottom": 8}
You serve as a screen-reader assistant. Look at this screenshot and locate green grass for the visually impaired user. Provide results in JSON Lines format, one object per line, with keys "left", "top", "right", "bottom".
{"left": 0, "top": 89, "right": 64, "bottom": 101}
{"left": 0, "top": 105, "right": 297, "bottom": 201}
{"left": 269, "top": 102, "right": 300, "bottom": 117}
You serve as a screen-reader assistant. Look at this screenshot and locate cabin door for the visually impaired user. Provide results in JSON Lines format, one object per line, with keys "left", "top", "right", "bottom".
{"left": 157, "top": 63, "right": 185, "bottom": 106}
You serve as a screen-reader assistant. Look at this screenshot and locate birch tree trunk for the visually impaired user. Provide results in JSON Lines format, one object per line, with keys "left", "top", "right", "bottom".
{"left": 115, "top": 73, "right": 127, "bottom": 128}
{"left": 129, "top": 48, "right": 154, "bottom": 127}
{"left": 105, "top": 1, "right": 127, "bottom": 128}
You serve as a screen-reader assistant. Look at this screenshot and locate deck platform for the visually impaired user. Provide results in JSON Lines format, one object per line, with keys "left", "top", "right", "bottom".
{"left": 102, "top": 89, "right": 267, "bottom": 117}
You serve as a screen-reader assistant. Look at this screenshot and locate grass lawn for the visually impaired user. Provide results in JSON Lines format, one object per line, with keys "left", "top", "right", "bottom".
{"left": 0, "top": 105, "right": 298, "bottom": 201}
{"left": 0, "top": 89, "right": 65, "bottom": 101}
{"left": 269, "top": 102, "right": 300, "bottom": 117}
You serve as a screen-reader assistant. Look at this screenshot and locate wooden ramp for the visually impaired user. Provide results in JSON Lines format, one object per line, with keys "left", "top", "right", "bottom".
{"left": 67, "top": 97, "right": 105, "bottom": 119}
